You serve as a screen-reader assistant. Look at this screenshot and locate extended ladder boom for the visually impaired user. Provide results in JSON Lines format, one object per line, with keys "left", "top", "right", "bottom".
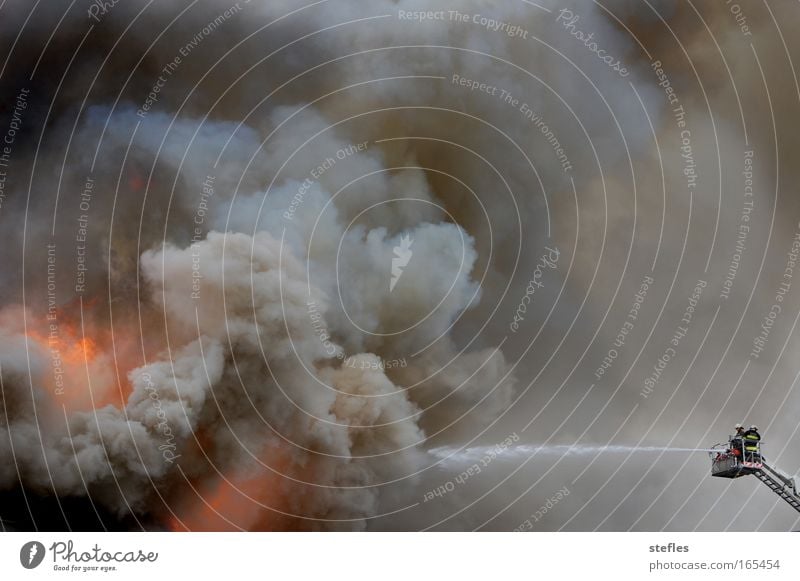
{"left": 755, "top": 461, "right": 800, "bottom": 513}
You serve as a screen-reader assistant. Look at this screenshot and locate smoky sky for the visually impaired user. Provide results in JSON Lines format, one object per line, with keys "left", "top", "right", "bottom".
{"left": 1, "top": 0, "right": 800, "bottom": 532}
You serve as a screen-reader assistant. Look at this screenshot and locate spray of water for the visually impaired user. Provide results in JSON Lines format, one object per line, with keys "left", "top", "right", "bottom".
{"left": 430, "top": 444, "right": 720, "bottom": 465}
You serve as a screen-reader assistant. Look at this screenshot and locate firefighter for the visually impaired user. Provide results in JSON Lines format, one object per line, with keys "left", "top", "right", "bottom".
{"left": 730, "top": 423, "right": 745, "bottom": 458}
{"left": 743, "top": 425, "right": 761, "bottom": 462}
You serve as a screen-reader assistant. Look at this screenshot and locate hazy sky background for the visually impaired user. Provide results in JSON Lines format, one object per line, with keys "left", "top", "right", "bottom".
{"left": 1, "top": 0, "right": 799, "bottom": 531}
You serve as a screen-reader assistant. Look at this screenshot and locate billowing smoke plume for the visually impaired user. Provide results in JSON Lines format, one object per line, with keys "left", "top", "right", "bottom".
{"left": 1, "top": 0, "right": 800, "bottom": 531}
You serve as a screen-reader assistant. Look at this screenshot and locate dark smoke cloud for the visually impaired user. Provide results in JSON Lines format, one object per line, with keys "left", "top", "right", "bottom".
{"left": 1, "top": 0, "right": 799, "bottom": 531}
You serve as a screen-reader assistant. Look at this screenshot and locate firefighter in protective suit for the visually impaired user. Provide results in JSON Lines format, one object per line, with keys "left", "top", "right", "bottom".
{"left": 743, "top": 425, "right": 761, "bottom": 462}
{"left": 730, "top": 424, "right": 745, "bottom": 458}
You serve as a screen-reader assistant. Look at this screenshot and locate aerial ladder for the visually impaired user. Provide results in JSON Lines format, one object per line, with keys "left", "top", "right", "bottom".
{"left": 710, "top": 437, "right": 800, "bottom": 514}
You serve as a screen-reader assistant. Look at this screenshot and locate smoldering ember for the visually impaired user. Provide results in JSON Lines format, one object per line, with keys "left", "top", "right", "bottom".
{"left": 0, "top": 0, "right": 799, "bottom": 537}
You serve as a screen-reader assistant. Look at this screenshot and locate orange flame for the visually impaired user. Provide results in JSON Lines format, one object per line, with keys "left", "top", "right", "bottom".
{"left": 168, "top": 448, "right": 294, "bottom": 531}
{"left": 25, "top": 303, "right": 135, "bottom": 412}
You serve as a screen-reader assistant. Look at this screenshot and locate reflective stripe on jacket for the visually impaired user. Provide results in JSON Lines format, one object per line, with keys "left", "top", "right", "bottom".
{"left": 743, "top": 431, "right": 760, "bottom": 451}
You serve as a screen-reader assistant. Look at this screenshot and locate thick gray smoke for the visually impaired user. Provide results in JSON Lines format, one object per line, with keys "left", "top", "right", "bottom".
{"left": 1, "top": 0, "right": 799, "bottom": 531}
